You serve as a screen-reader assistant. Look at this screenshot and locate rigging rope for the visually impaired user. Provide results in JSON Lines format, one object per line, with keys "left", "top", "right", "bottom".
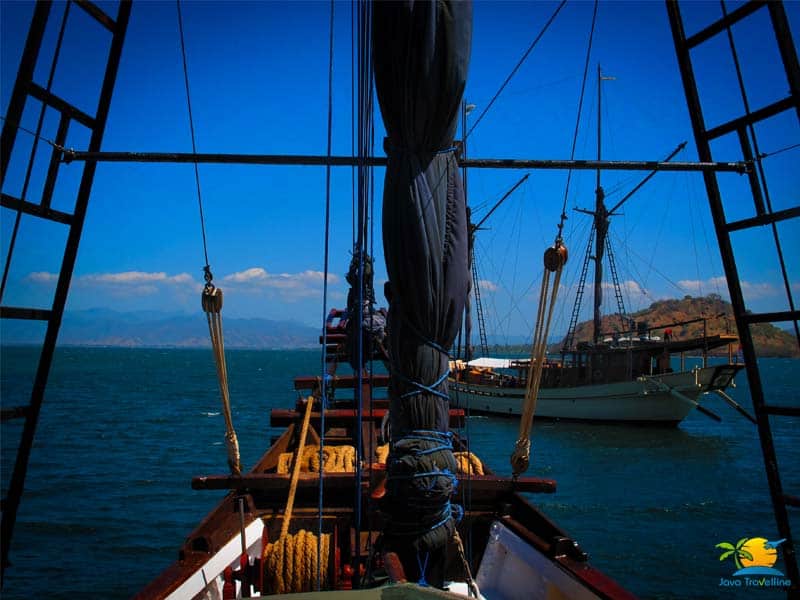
{"left": 176, "top": 0, "right": 210, "bottom": 273}
{"left": 558, "top": 0, "right": 599, "bottom": 242}
{"left": 202, "top": 289, "right": 241, "bottom": 476}
{"left": 759, "top": 142, "right": 800, "bottom": 159}
{"left": 318, "top": 0, "right": 336, "bottom": 589}
{"left": 511, "top": 243, "right": 567, "bottom": 478}
{"left": 176, "top": 0, "right": 241, "bottom": 475}
{"left": 465, "top": 0, "right": 567, "bottom": 141}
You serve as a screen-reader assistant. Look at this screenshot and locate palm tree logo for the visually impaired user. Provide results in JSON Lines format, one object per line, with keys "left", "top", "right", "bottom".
{"left": 716, "top": 537, "right": 786, "bottom": 576}
{"left": 716, "top": 538, "right": 753, "bottom": 570}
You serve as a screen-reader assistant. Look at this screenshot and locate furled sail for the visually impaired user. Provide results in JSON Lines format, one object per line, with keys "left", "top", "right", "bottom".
{"left": 372, "top": 0, "right": 472, "bottom": 583}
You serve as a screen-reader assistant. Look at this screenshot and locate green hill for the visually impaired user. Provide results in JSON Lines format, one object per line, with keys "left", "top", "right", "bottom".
{"left": 563, "top": 294, "right": 798, "bottom": 358}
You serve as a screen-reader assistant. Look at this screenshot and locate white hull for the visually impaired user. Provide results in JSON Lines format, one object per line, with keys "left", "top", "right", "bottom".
{"left": 450, "top": 366, "right": 737, "bottom": 424}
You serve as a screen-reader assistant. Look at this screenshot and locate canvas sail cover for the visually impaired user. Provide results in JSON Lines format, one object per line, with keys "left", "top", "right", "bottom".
{"left": 373, "top": 0, "right": 472, "bottom": 558}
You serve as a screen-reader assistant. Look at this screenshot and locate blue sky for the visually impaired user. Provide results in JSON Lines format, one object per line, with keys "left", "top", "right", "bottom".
{"left": 1, "top": 1, "right": 798, "bottom": 341}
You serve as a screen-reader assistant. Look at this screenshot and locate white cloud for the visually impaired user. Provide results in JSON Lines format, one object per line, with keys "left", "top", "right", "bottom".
{"left": 25, "top": 270, "right": 201, "bottom": 299}
{"left": 221, "top": 267, "right": 340, "bottom": 300}
{"left": 741, "top": 280, "right": 780, "bottom": 299}
{"left": 79, "top": 271, "right": 193, "bottom": 285}
{"left": 678, "top": 276, "right": 780, "bottom": 300}
{"left": 477, "top": 279, "right": 498, "bottom": 292}
{"left": 26, "top": 271, "right": 58, "bottom": 283}
{"left": 223, "top": 267, "right": 268, "bottom": 283}
{"left": 601, "top": 280, "right": 645, "bottom": 295}
{"left": 677, "top": 276, "right": 727, "bottom": 292}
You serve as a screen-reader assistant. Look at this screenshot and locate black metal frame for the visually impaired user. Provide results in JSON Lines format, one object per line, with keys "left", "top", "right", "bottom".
{"left": 667, "top": 0, "right": 799, "bottom": 594}
{"left": 0, "top": 0, "right": 132, "bottom": 582}
{"left": 57, "top": 149, "right": 748, "bottom": 172}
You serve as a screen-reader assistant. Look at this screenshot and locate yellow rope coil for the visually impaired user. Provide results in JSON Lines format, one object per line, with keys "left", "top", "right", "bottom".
{"left": 375, "top": 443, "right": 389, "bottom": 464}
{"left": 261, "top": 399, "right": 331, "bottom": 593}
{"left": 276, "top": 445, "right": 357, "bottom": 474}
{"left": 454, "top": 451, "right": 484, "bottom": 475}
{"left": 262, "top": 530, "right": 330, "bottom": 594}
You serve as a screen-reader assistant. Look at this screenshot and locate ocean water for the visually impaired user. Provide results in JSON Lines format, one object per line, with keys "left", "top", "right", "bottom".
{"left": 1, "top": 346, "right": 798, "bottom": 599}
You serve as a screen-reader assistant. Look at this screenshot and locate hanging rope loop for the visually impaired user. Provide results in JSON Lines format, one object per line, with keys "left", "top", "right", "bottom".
{"left": 511, "top": 241, "right": 567, "bottom": 478}
{"left": 202, "top": 282, "right": 239, "bottom": 475}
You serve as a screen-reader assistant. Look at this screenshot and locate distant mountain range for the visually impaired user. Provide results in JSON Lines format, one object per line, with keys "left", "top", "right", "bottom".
{"left": 0, "top": 309, "right": 320, "bottom": 349}
{"left": 2, "top": 296, "right": 796, "bottom": 356}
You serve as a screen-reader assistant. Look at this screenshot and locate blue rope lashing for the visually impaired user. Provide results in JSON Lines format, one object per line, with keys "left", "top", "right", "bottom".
{"left": 389, "top": 430, "right": 453, "bottom": 456}
{"left": 397, "top": 369, "right": 450, "bottom": 401}
{"left": 389, "top": 468, "right": 457, "bottom": 484}
{"left": 417, "top": 552, "right": 430, "bottom": 587}
{"left": 403, "top": 430, "right": 453, "bottom": 443}
{"left": 451, "top": 503, "right": 465, "bottom": 524}
{"left": 322, "top": 373, "right": 334, "bottom": 408}
{"left": 388, "top": 503, "right": 457, "bottom": 537}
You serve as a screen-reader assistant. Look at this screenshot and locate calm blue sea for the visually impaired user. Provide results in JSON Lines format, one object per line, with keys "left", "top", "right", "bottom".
{"left": 1, "top": 346, "right": 798, "bottom": 599}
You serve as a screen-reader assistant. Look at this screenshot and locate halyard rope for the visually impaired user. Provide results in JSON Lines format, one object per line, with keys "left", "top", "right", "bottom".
{"left": 511, "top": 244, "right": 567, "bottom": 478}
{"left": 202, "top": 288, "right": 241, "bottom": 476}
{"left": 175, "top": 0, "right": 241, "bottom": 476}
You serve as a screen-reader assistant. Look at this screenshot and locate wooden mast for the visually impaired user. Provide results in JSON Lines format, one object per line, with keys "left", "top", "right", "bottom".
{"left": 592, "top": 64, "right": 608, "bottom": 346}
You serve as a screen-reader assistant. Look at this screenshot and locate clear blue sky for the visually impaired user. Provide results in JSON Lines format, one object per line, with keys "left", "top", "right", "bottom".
{"left": 1, "top": 1, "right": 798, "bottom": 340}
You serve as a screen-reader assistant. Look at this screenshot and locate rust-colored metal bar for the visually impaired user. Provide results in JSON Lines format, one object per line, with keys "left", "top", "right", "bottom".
{"left": 0, "top": 0, "right": 133, "bottom": 582}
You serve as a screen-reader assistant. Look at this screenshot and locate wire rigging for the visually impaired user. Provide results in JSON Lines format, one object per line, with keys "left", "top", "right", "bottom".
{"left": 758, "top": 142, "right": 800, "bottom": 159}
{"left": 465, "top": 0, "right": 567, "bottom": 141}
{"left": 176, "top": 0, "right": 211, "bottom": 280}
{"left": 558, "top": 0, "right": 598, "bottom": 242}
{"left": 317, "top": 0, "right": 337, "bottom": 590}
{"left": 176, "top": 0, "right": 241, "bottom": 477}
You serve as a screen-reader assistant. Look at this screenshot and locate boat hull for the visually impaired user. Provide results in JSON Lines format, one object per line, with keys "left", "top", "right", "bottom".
{"left": 449, "top": 365, "right": 742, "bottom": 425}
